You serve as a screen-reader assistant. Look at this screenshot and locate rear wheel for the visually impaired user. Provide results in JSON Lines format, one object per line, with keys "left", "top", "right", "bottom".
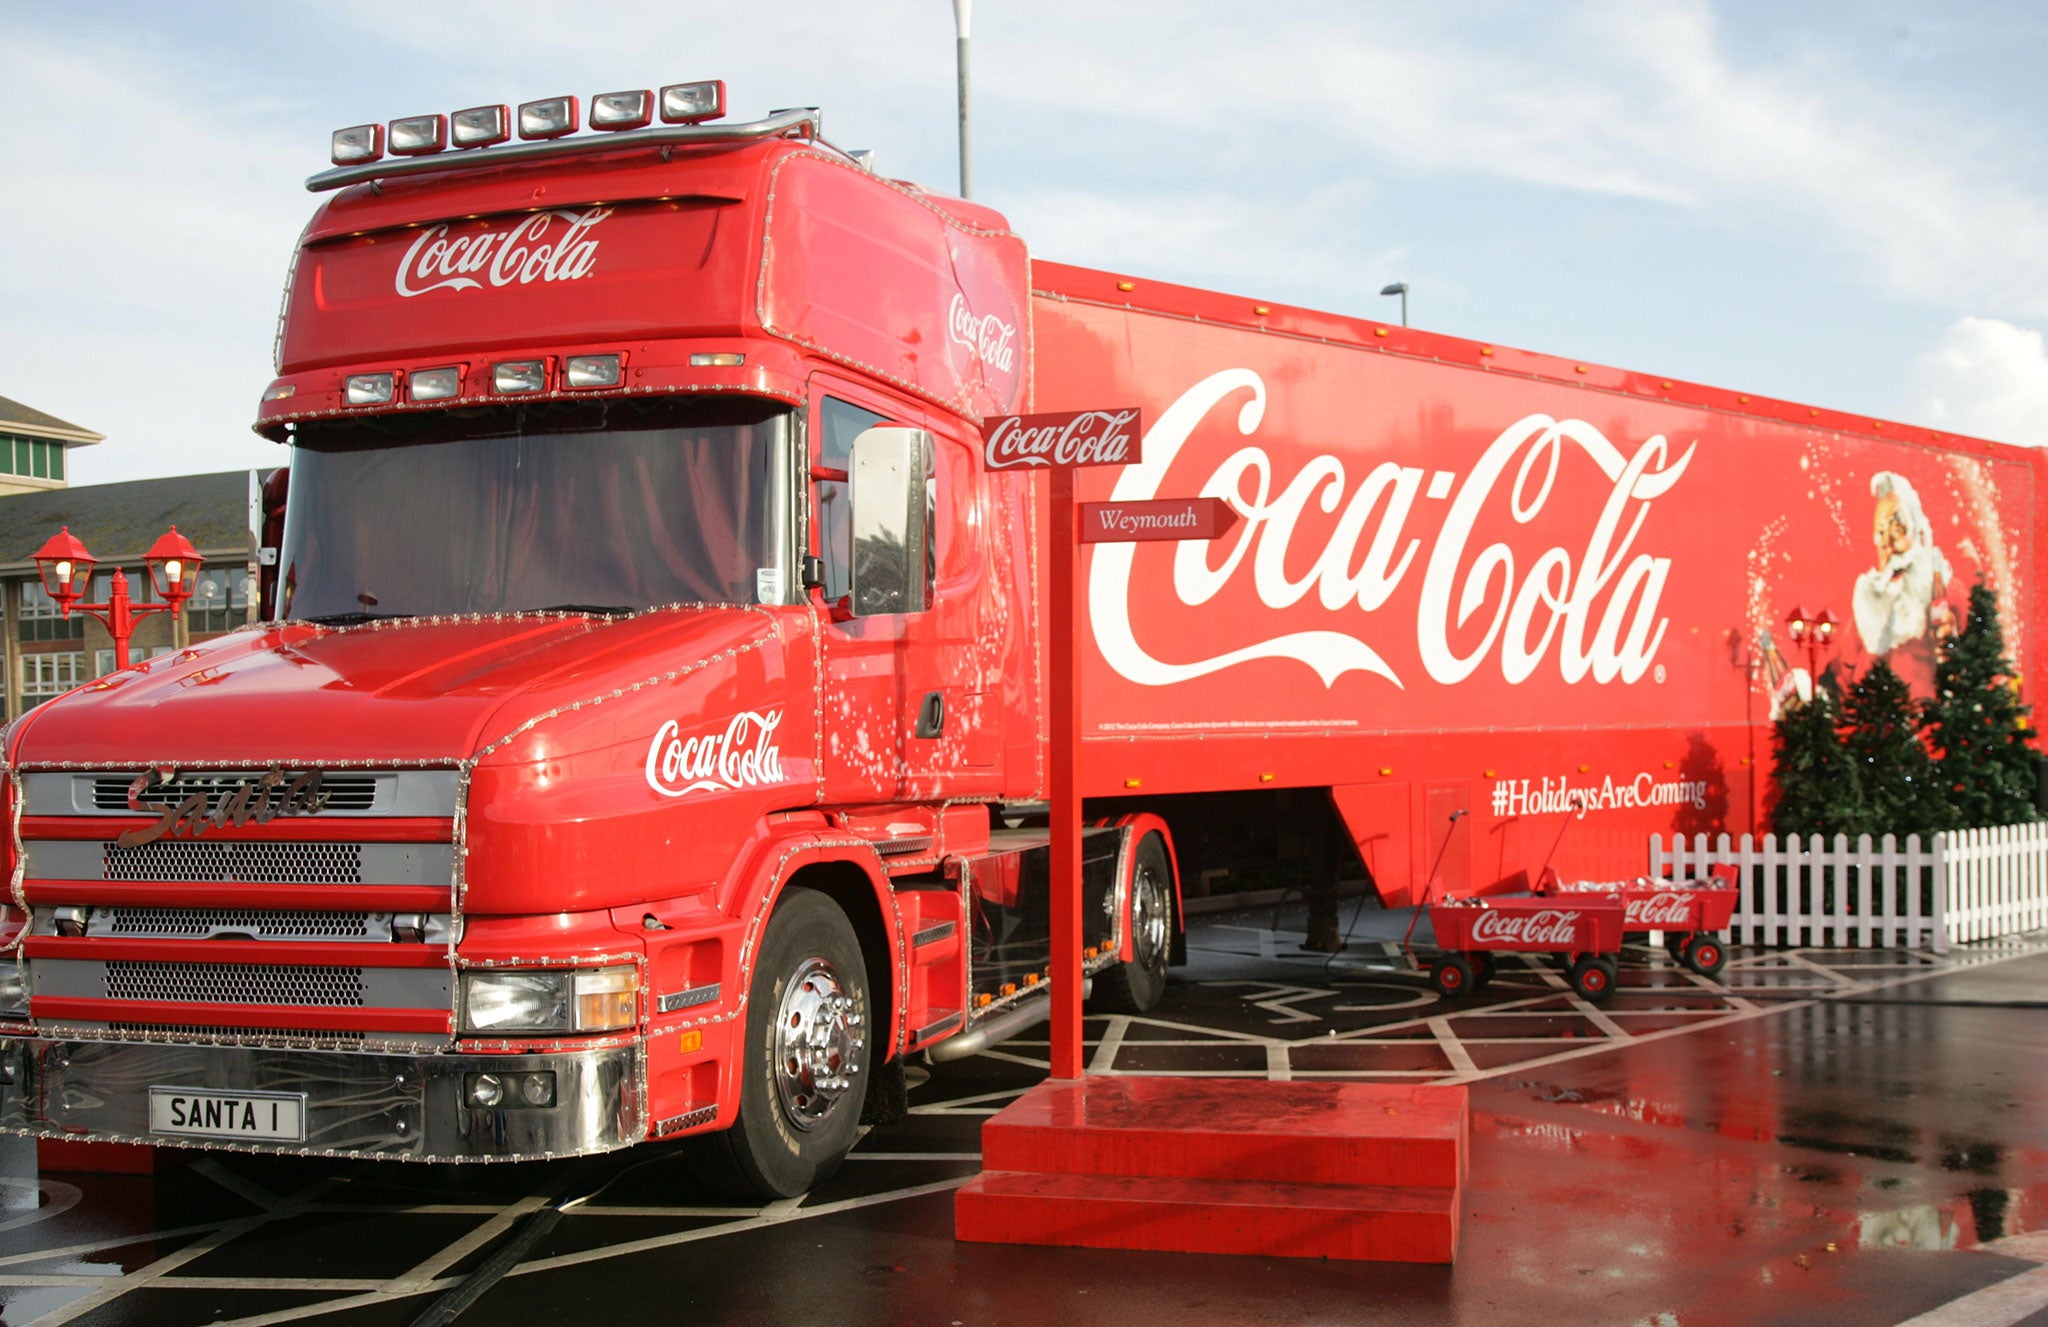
{"left": 1430, "top": 956, "right": 1474, "bottom": 998}
{"left": 1568, "top": 955, "right": 1617, "bottom": 1003}
{"left": 1468, "top": 950, "right": 1496, "bottom": 989}
{"left": 689, "top": 888, "right": 870, "bottom": 1199}
{"left": 1685, "top": 936, "right": 1729, "bottom": 978}
{"left": 1092, "top": 832, "right": 1173, "bottom": 1013}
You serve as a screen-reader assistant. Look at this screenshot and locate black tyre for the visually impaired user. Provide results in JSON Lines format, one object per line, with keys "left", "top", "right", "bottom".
{"left": 1430, "top": 956, "right": 1474, "bottom": 998}
{"left": 1469, "top": 950, "right": 1496, "bottom": 989}
{"left": 1568, "top": 954, "right": 1617, "bottom": 1003}
{"left": 1685, "top": 935, "right": 1729, "bottom": 978}
{"left": 1664, "top": 934, "right": 1691, "bottom": 963}
{"left": 1091, "top": 832, "right": 1173, "bottom": 1013}
{"left": 689, "top": 888, "right": 870, "bottom": 1199}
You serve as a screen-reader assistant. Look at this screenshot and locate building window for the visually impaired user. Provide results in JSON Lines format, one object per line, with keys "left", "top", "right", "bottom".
{"left": 0, "top": 435, "right": 64, "bottom": 482}
{"left": 21, "top": 652, "right": 87, "bottom": 707}
{"left": 18, "top": 580, "right": 84, "bottom": 643}
{"left": 187, "top": 567, "right": 248, "bottom": 635}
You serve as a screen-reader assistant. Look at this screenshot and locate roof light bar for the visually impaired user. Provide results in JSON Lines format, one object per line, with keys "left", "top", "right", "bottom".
{"left": 659, "top": 80, "right": 726, "bottom": 124}
{"left": 331, "top": 123, "right": 385, "bottom": 165}
{"left": 590, "top": 90, "right": 652, "bottom": 131}
{"left": 388, "top": 114, "right": 448, "bottom": 156}
{"left": 451, "top": 105, "right": 511, "bottom": 149}
{"left": 518, "top": 96, "right": 578, "bottom": 140}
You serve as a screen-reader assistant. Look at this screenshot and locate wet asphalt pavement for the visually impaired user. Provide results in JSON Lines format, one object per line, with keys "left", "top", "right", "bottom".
{"left": 2, "top": 909, "right": 2046, "bottom": 1327}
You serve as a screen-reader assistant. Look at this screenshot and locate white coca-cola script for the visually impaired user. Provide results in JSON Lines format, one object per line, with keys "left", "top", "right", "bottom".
{"left": 1468, "top": 908, "right": 1584, "bottom": 947}
{"left": 1089, "top": 368, "right": 1694, "bottom": 690}
{"left": 395, "top": 208, "right": 612, "bottom": 298}
{"left": 947, "top": 293, "right": 1017, "bottom": 375}
{"left": 645, "top": 711, "right": 786, "bottom": 798}
{"left": 1624, "top": 893, "right": 1694, "bottom": 928}
{"left": 984, "top": 410, "right": 1140, "bottom": 471}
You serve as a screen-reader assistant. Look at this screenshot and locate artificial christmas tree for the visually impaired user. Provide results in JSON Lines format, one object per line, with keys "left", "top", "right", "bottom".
{"left": 1923, "top": 582, "right": 2041, "bottom": 828}
{"left": 1843, "top": 656, "right": 1949, "bottom": 840}
{"left": 1769, "top": 684, "right": 1862, "bottom": 840}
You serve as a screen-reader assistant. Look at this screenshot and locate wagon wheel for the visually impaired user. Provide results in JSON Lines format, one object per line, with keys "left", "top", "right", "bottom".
{"left": 1684, "top": 935, "right": 1729, "bottom": 978}
{"left": 1664, "top": 933, "right": 1692, "bottom": 963}
{"left": 1429, "top": 956, "right": 1474, "bottom": 998}
{"left": 1568, "top": 954, "right": 1617, "bottom": 1004}
{"left": 1468, "top": 950, "right": 1496, "bottom": 990}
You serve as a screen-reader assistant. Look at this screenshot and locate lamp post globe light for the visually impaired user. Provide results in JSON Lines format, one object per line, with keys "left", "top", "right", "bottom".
{"left": 32, "top": 525, "right": 203, "bottom": 670}
{"left": 1784, "top": 605, "right": 1840, "bottom": 680}
{"left": 1380, "top": 281, "right": 1409, "bottom": 327}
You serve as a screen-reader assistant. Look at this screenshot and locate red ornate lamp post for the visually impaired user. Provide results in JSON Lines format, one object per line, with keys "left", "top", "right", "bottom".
{"left": 32, "top": 526, "right": 203, "bottom": 670}
{"left": 1784, "top": 605, "right": 1840, "bottom": 679}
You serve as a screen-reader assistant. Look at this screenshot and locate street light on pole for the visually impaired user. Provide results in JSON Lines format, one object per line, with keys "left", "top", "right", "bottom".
{"left": 33, "top": 526, "right": 203, "bottom": 670}
{"left": 1380, "top": 282, "right": 1409, "bottom": 327}
{"left": 952, "top": 0, "right": 972, "bottom": 199}
{"left": 1783, "top": 605, "right": 1840, "bottom": 682}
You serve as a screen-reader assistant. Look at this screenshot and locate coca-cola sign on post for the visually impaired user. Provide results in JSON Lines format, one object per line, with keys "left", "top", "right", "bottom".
{"left": 983, "top": 409, "right": 1144, "bottom": 472}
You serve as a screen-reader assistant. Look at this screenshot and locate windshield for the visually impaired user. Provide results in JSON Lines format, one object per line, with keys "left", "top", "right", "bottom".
{"left": 278, "top": 397, "right": 792, "bottom": 621}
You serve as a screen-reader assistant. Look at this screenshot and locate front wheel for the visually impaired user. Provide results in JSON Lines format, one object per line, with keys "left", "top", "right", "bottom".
{"left": 1685, "top": 935, "right": 1729, "bottom": 978}
{"left": 690, "top": 888, "right": 870, "bottom": 1199}
{"left": 1430, "top": 956, "right": 1474, "bottom": 998}
{"left": 1091, "top": 831, "right": 1173, "bottom": 1013}
{"left": 1568, "top": 954, "right": 1617, "bottom": 1003}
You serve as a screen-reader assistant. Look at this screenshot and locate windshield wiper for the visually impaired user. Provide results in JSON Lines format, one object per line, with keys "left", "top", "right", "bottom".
{"left": 535, "top": 603, "right": 636, "bottom": 617}
{"left": 304, "top": 611, "right": 399, "bottom": 625}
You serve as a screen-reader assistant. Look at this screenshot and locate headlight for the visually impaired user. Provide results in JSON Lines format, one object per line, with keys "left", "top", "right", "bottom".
{"left": 461, "top": 967, "right": 639, "bottom": 1034}
{"left": 0, "top": 965, "right": 26, "bottom": 1019}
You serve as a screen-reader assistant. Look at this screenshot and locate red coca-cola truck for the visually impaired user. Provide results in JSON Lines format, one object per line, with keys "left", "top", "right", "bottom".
{"left": 0, "top": 85, "right": 2037, "bottom": 1194}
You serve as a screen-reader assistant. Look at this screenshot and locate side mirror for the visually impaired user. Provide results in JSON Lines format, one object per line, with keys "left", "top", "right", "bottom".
{"left": 847, "top": 426, "right": 933, "bottom": 616}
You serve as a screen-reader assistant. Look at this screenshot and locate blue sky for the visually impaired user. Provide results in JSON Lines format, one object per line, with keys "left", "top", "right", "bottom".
{"left": 3, "top": 0, "right": 2044, "bottom": 484}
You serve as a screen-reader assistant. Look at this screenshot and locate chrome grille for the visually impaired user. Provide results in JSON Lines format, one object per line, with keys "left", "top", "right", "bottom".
{"left": 104, "top": 962, "right": 365, "bottom": 1007}
{"left": 105, "top": 1023, "right": 367, "bottom": 1043}
{"left": 100, "top": 908, "right": 374, "bottom": 940}
{"left": 103, "top": 841, "right": 364, "bottom": 884}
{"left": 92, "top": 772, "right": 379, "bottom": 813}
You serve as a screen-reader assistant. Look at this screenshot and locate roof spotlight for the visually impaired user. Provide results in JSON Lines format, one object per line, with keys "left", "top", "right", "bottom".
{"left": 590, "top": 90, "right": 653, "bottom": 131}
{"left": 518, "top": 96, "right": 579, "bottom": 140}
{"left": 331, "top": 124, "right": 385, "bottom": 165}
{"left": 451, "top": 105, "right": 511, "bottom": 148}
{"left": 659, "top": 81, "right": 726, "bottom": 124}
{"left": 388, "top": 114, "right": 448, "bottom": 156}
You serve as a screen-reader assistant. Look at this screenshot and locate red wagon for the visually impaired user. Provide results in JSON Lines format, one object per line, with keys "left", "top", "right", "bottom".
{"left": 1408, "top": 894, "right": 1629, "bottom": 1003}
{"left": 1539, "top": 866, "right": 1739, "bottom": 978}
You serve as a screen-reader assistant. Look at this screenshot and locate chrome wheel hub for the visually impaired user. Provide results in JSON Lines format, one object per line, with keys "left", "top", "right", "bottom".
{"left": 1131, "top": 862, "right": 1169, "bottom": 967}
{"left": 772, "top": 957, "right": 863, "bottom": 1131}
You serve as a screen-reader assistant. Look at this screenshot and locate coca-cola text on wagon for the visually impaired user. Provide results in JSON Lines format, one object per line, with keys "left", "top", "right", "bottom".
{"left": 1468, "top": 908, "right": 1585, "bottom": 947}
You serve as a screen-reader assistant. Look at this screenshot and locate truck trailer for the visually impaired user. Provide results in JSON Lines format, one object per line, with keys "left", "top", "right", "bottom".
{"left": 0, "top": 85, "right": 2037, "bottom": 1195}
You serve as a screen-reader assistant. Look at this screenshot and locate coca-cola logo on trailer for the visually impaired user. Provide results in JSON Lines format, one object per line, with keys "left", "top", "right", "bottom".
{"left": 947, "top": 293, "right": 1017, "bottom": 375}
{"left": 645, "top": 711, "right": 787, "bottom": 799}
{"left": 1090, "top": 368, "right": 1695, "bottom": 692}
{"left": 1468, "top": 908, "right": 1584, "bottom": 947}
{"left": 1625, "top": 893, "right": 1694, "bottom": 928}
{"left": 394, "top": 208, "right": 612, "bottom": 298}
{"left": 984, "top": 410, "right": 1143, "bottom": 471}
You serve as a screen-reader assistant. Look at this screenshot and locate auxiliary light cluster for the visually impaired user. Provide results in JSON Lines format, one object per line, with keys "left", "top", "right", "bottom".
{"left": 331, "top": 80, "right": 727, "bottom": 166}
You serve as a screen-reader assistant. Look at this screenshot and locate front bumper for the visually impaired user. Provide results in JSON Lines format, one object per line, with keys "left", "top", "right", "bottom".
{"left": 0, "top": 1037, "right": 644, "bottom": 1162}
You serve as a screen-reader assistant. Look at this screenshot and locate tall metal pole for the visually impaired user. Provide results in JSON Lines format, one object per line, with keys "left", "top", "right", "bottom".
{"left": 952, "top": 0, "right": 973, "bottom": 198}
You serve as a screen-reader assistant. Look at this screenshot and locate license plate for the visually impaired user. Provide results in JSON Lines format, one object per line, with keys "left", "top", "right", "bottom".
{"left": 148, "top": 1087, "right": 307, "bottom": 1142}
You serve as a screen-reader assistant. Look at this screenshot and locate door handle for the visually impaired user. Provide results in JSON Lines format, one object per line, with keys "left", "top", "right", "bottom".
{"left": 915, "top": 690, "right": 945, "bottom": 739}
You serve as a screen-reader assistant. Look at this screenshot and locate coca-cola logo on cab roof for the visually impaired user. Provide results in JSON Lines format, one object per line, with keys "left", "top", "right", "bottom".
{"left": 394, "top": 207, "right": 612, "bottom": 298}
{"left": 947, "top": 293, "right": 1017, "bottom": 375}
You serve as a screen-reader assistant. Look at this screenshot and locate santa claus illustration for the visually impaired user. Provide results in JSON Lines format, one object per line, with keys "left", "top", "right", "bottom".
{"left": 1852, "top": 471, "right": 1955, "bottom": 656}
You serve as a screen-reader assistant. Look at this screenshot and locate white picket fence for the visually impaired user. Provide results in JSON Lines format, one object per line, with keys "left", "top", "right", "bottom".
{"left": 1648, "top": 822, "right": 2048, "bottom": 954}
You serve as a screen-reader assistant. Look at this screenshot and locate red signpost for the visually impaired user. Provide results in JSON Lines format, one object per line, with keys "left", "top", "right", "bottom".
{"left": 987, "top": 410, "right": 1239, "bottom": 1080}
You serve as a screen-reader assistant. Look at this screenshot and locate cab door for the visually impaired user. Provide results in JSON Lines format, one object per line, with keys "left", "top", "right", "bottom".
{"left": 806, "top": 375, "right": 992, "bottom": 804}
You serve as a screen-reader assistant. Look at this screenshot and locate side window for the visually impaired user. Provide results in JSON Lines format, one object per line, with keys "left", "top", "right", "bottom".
{"left": 814, "top": 396, "right": 888, "bottom": 605}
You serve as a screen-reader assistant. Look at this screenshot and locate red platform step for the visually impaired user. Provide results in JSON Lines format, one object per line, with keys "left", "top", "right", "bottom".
{"left": 956, "top": 1077, "right": 1467, "bottom": 1263}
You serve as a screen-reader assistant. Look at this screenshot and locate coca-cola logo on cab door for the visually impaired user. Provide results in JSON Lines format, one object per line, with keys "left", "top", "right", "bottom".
{"left": 1468, "top": 908, "right": 1583, "bottom": 947}
{"left": 394, "top": 208, "right": 612, "bottom": 298}
{"left": 983, "top": 409, "right": 1144, "bottom": 471}
{"left": 645, "top": 710, "right": 786, "bottom": 799}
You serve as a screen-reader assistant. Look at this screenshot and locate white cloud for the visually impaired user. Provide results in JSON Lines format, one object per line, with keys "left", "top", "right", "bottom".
{"left": 1908, "top": 317, "right": 2048, "bottom": 448}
